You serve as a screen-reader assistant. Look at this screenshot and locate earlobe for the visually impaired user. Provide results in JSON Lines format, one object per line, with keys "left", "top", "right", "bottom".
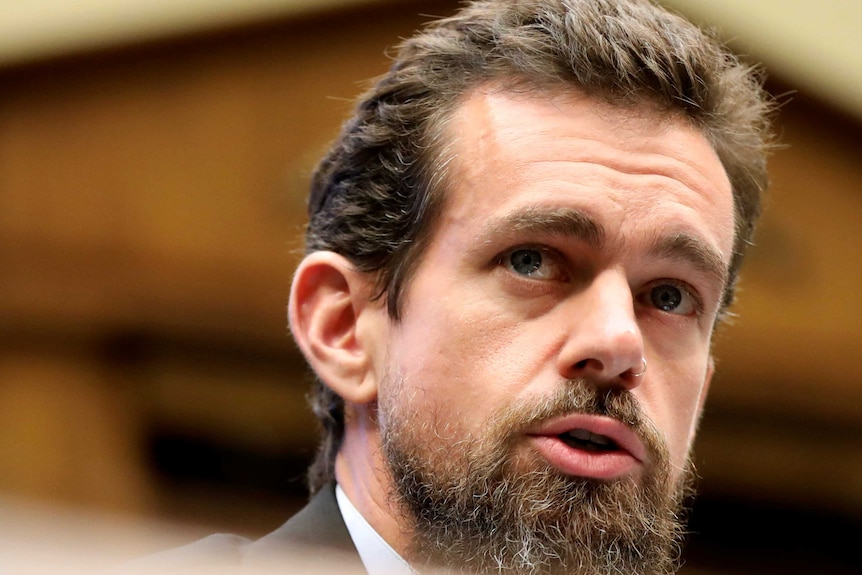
{"left": 288, "top": 251, "right": 382, "bottom": 405}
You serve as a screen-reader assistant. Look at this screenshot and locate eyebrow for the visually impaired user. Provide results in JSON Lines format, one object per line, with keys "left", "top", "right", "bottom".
{"left": 474, "top": 205, "right": 729, "bottom": 288}
{"left": 476, "top": 206, "right": 605, "bottom": 247}
{"left": 648, "top": 232, "right": 729, "bottom": 289}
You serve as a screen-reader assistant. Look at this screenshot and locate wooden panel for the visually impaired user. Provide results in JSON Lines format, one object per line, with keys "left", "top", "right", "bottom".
{"left": 709, "top": 95, "right": 862, "bottom": 423}
{"left": 695, "top": 94, "right": 862, "bottom": 523}
{"left": 0, "top": 3, "right": 457, "bottom": 348}
{"left": 0, "top": 0, "right": 459, "bottom": 514}
{"left": 0, "top": 348, "right": 151, "bottom": 512}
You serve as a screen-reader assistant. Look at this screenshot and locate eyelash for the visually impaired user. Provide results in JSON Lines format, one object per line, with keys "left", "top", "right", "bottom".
{"left": 639, "top": 278, "right": 705, "bottom": 317}
{"left": 497, "top": 245, "right": 567, "bottom": 281}
{"left": 496, "top": 245, "right": 705, "bottom": 316}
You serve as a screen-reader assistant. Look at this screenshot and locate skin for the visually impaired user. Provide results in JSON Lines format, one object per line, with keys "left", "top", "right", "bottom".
{"left": 289, "top": 86, "right": 736, "bottom": 558}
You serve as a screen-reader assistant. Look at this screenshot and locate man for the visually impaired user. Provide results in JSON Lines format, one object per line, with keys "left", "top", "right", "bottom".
{"left": 132, "top": 1, "right": 774, "bottom": 573}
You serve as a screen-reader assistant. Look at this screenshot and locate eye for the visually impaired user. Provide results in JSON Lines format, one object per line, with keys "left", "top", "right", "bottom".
{"left": 501, "top": 248, "right": 563, "bottom": 280}
{"left": 646, "top": 282, "right": 699, "bottom": 315}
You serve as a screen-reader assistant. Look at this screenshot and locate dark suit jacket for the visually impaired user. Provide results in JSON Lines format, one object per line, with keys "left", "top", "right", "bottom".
{"left": 116, "top": 484, "right": 366, "bottom": 574}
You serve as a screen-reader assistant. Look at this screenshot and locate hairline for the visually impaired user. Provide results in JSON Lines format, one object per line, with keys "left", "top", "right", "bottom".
{"left": 385, "top": 79, "right": 737, "bottom": 321}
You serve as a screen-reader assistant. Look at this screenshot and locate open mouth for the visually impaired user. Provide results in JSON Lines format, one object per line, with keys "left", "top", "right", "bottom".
{"left": 558, "top": 428, "right": 620, "bottom": 453}
{"left": 527, "top": 414, "right": 646, "bottom": 480}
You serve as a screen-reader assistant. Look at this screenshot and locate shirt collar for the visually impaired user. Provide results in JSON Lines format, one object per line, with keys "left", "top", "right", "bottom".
{"left": 335, "top": 484, "right": 416, "bottom": 575}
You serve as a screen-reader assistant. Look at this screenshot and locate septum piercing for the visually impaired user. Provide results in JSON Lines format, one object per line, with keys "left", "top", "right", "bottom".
{"left": 631, "top": 357, "right": 647, "bottom": 377}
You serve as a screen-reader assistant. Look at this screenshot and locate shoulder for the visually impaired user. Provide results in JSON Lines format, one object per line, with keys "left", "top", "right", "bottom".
{"left": 244, "top": 483, "right": 363, "bottom": 571}
{"left": 250, "top": 483, "right": 354, "bottom": 554}
{"left": 110, "top": 484, "right": 364, "bottom": 574}
{"left": 107, "top": 533, "right": 251, "bottom": 574}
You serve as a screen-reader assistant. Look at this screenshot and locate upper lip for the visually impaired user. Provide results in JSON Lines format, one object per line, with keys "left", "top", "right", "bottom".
{"left": 526, "top": 413, "right": 648, "bottom": 464}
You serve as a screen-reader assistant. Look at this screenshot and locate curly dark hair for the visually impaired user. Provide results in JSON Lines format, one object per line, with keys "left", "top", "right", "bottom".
{"left": 301, "top": 0, "right": 775, "bottom": 493}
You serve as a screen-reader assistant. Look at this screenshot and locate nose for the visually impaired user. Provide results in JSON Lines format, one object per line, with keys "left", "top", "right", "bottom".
{"left": 556, "top": 269, "right": 645, "bottom": 388}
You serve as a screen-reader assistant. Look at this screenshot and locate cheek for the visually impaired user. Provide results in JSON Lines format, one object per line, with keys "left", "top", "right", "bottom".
{"left": 391, "top": 295, "right": 539, "bottom": 433}
{"left": 656, "top": 360, "right": 710, "bottom": 470}
{"left": 641, "top": 322, "right": 713, "bottom": 461}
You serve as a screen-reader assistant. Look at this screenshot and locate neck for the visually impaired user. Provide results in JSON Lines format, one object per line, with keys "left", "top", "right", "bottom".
{"left": 334, "top": 407, "right": 413, "bottom": 560}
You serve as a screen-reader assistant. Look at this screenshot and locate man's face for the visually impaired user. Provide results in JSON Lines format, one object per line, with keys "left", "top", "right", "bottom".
{"left": 372, "top": 87, "right": 734, "bottom": 573}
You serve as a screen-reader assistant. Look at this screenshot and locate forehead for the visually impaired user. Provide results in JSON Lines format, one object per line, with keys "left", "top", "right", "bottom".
{"left": 435, "top": 86, "right": 735, "bottom": 258}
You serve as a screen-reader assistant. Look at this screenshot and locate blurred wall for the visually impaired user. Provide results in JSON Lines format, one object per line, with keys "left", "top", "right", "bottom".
{"left": 0, "top": 1, "right": 859, "bottom": 573}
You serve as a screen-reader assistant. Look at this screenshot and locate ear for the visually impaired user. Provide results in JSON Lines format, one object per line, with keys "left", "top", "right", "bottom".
{"left": 288, "top": 251, "right": 384, "bottom": 405}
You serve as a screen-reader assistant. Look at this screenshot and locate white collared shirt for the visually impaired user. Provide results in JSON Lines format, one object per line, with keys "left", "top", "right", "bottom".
{"left": 335, "top": 484, "right": 416, "bottom": 575}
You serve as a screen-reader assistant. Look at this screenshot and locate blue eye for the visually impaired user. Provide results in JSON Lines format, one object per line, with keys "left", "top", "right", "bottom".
{"left": 509, "top": 249, "right": 544, "bottom": 276}
{"left": 648, "top": 283, "right": 697, "bottom": 315}
{"left": 501, "top": 247, "right": 563, "bottom": 281}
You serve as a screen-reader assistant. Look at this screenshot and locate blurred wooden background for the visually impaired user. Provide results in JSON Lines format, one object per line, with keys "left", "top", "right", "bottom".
{"left": 0, "top": 1, "right": 859, "bottom": 573}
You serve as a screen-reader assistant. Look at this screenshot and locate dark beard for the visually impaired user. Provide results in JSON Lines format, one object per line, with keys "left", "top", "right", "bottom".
{"left": 380, "top": 379, "right": 695, "bottom": 575}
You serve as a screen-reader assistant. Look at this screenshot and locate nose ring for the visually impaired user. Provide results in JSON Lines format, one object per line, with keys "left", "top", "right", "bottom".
{"left": 631, "top": 358, "right": 647, "bottom": 377}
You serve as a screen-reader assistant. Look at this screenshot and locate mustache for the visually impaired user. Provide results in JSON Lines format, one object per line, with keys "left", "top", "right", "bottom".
{"left": 493, "top": 379, "right": 666, "bottom": 463}
{"left": 505, "top": 379, "right": 645, "bottom": 426}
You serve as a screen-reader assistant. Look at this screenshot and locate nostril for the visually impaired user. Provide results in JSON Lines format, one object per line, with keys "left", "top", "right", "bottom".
{"left": 573, "top": 358, "right": 606, "bottom": 372}
{"left": 568, "top": 356, "right": 642, "bottom": 387}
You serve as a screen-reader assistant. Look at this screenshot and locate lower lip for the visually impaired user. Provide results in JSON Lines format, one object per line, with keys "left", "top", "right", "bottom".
{"left": 529, "top": 435, "right": 641, "bottom": 480}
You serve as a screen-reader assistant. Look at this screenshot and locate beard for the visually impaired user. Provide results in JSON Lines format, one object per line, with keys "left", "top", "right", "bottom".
{"left": 378, "top": 378, "right": 696, "bottom": 575}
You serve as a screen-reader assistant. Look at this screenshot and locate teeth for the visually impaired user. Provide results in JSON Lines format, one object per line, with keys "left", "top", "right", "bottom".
{"left": 590, "top": 434, "right": 614, "bottom": 447}
{"left": 569, "top": 429, "right": 592, "bottom": 441}
{"left": 563, "top": 429, "right": 616, "bottom": 449}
